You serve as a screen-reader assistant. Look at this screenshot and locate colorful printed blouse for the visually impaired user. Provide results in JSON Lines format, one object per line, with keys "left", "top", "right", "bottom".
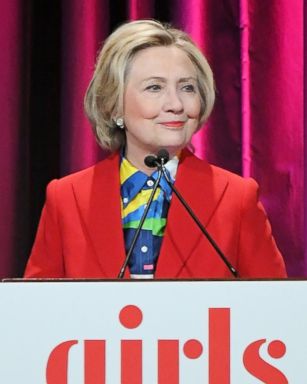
{"left": 120, "top": 156, "right": 178, "bottom": 278}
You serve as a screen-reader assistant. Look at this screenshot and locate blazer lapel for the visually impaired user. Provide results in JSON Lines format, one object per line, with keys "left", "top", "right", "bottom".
{"left": 156, "top": 150, "right": 229, "bottom": 278}
{"left": 71, "top": 152, "right": 127, "bottom": 278}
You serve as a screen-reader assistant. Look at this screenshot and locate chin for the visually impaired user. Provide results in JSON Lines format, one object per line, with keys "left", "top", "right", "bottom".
{"left": 155, "top": 143, "right": 187, "bottom": 155}
{"left": 146, "top": 134, "right": 190, "bottom": 155}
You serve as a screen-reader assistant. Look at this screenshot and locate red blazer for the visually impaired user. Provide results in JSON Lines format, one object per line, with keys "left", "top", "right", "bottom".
{"left": 24, "top": 150, "right": 287, "bottom": 279}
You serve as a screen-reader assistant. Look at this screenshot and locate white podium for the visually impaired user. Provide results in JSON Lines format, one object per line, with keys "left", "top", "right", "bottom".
{"left": 0, "top": 279, "right": 305, "bottom": 383}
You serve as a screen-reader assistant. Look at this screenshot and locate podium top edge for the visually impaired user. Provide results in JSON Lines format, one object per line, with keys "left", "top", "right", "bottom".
{"left": 1, "top": 278, "right": 305, "bottom": 283}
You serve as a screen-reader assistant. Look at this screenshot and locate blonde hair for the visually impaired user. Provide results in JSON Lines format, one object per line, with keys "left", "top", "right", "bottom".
{"left": 84, "top": 19, "right": 215, "bottom": 151}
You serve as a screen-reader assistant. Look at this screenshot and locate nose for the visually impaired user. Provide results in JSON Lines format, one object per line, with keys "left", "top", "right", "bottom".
{"left": 163, "top": 88, "right": 184, "bottom": 113}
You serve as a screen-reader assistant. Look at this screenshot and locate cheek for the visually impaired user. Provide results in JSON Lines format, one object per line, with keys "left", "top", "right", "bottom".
{"left": 124, "top": 94, "right": 160, "bottom": 120}
{"left": 184, "top": 97, "right": 201, "bottom": 119}
{"left": 138, "top": 99, "right": 161, "bottom": 120}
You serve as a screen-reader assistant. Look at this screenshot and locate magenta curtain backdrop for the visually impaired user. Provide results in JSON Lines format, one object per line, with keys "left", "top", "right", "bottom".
{"left": 0, "top": 0, "right": 304, "bottom": 277}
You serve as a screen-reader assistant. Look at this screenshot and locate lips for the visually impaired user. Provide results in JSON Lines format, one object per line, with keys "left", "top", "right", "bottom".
{"left": 160, "top": 121, "right": 185, "bottom": 128}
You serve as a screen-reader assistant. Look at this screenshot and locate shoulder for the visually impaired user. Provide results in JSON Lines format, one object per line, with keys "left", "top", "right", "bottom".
{"left": 211, "top": 163, "right": 259, "bottom": 194}
{"left": 180, "top": 148, "right": 258, "bottom": 192}
{"left": 47, "top": 152, "right": 120, "bottom": 189}
{"left": 44, "top": 152, "right": 120, "bottom": 206}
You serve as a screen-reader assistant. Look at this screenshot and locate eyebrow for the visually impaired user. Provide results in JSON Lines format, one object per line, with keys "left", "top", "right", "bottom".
{"left": 141, "top": 76, "right": 197, "bottom": 83}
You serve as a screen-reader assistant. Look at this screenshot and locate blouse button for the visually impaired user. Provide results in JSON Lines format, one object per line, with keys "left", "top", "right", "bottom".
{"left": 141, "top": 246, "right": 148, "bottom": 253}
{"left": 123, "top": 197, "right": 129, "bottom": 204}
{"left": 147, "top": 180, "right": 154, "bottom": 187}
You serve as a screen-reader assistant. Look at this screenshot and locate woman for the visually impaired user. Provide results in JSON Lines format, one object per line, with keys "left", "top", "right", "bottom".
{"left": 24, "top": 20, "right": 287, "bottom": 279}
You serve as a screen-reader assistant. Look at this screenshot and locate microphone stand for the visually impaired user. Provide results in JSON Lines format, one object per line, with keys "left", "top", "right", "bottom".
{"left": 117, "top": 168, "right": 163, "bottom": 279}
{"left": 157, "top": 161, "right": 239, "bottom": 278}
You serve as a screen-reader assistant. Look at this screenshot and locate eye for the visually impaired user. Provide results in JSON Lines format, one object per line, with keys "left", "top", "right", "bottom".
{"left": 145, "top": 84, "right": 162, "bottom": 92}
{"left": 181, "top": 84, "right": 196, "bottom": 92}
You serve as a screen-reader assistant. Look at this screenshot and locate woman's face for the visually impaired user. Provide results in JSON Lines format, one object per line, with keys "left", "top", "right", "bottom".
{"left": 123, "top": 45, "right": 201, "bottom": 168}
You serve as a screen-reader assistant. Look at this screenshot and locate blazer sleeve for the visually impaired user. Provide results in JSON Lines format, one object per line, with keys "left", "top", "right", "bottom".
{"left": 237, "top": 178, "right": 287, "bottom": 278}
{"left": 24, "top": 180, "right": 65, "bottom": 277}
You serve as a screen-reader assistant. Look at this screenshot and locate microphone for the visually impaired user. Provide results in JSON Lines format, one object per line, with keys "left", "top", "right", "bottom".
{"left": 144, "top": 155, "right": 157, "bottom": 168}
{"left": 144, "top": 149, "right": 169, "bottom": 168}
{"left": 153, "top": 149, "right": 239, "bottom": 278}
{"left": 117, "top": 164, "right": 163, "bottom": 279}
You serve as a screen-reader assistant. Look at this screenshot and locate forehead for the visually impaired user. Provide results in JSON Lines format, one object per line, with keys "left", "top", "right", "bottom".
{"left": 126, "top": 46, "right": 197, "bottom": 81}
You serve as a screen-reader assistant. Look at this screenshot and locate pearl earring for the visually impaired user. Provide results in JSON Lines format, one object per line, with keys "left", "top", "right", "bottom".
{"left": 116, "top": 117, "right": 125, "bottom": 129}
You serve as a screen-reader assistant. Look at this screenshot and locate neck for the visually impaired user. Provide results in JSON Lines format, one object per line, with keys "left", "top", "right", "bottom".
{"left": 125, "top": 153, "right": 155, "bottom": 176}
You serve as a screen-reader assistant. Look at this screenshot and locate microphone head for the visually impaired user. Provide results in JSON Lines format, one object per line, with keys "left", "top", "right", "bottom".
{"left": 157, "top": 149, "right": 170, "bottom": 164}
{"left": 144, "top": 155, "right": 157, "bottom": 168}
{"left": 144, "top": 149, "right": 170, "bottom": 168}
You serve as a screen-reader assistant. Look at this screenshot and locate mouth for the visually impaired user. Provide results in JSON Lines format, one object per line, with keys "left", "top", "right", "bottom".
{"left": 159, "top": 121, "right": 185, "bottom": 128}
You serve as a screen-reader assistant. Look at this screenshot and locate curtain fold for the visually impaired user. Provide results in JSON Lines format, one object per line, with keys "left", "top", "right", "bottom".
{"left": 60, "top": 0, "right": 109, "bottom": 174}
{"left": 248, "top": 0, "right": 304, "bottom": 276}
{"left": 0, "top": 1, "right": 29, "bottom": 276}
{"left": 0, "top": 0, "right": 305, "bottom": 277}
